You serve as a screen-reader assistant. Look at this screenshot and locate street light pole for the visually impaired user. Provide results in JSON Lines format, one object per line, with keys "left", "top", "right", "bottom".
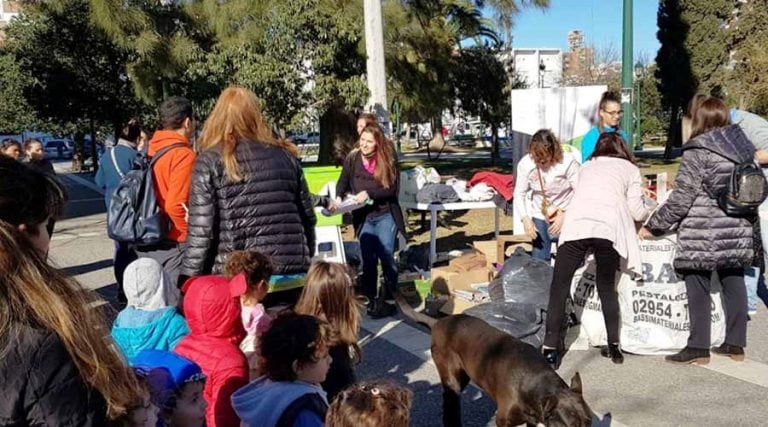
{"left": 620, "top": 0, "right": 633, "bottom": 147}
{"left": 634, "top": 62, "right": 643, "bottom": 150}
{"left": 363, "top": 0, "right": 389, "bottom": 134}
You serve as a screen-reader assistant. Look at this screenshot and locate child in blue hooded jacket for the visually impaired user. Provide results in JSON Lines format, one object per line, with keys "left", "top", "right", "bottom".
{"left": 232, "top": 313, "right": 333, "bottom": 427}
{"left": 112, "top": 258, "right": 189, "bottom": 361}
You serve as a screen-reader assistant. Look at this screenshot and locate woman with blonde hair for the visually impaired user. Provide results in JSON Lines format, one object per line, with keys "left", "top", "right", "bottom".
{"left": 295, "top": 261, "right": 362, "bottom": 400}
{"left": 0, "top": 156, "right": 143, "bottom": 424}
{"left": 180, "top": 87, "right": 316, "bottom": 282}
{"left": 337, "top": 124, "right": 404, "bottom": 318}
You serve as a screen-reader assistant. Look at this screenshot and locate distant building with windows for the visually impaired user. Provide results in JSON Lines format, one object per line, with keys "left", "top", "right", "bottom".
{"left": 498, "top": 48, "right": 563, "bottom": 89}
{"left": 563, "top": 30, "right": 596, "bottom": 85}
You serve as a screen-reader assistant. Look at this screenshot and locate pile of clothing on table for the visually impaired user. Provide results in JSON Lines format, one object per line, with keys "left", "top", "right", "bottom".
{"left": 413, "top": 167, "right": 514, "bottom": 209}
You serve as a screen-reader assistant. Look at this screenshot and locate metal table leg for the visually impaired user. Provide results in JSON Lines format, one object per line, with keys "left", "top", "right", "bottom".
{"left": 429, "top": 205, "right": 438, "bottom": 266}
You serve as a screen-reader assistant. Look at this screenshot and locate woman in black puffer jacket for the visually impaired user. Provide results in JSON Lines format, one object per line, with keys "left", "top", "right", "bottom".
{"left": 641, "top": 96, "right": 753, "bottom": 365}
{"left": 180, "top": 87, "right": 316, "bottom": 282}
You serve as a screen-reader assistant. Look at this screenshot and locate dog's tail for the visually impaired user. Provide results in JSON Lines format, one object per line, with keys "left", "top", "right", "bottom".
{"left": 395, "top": 294, "right": 438, "bottom": 328}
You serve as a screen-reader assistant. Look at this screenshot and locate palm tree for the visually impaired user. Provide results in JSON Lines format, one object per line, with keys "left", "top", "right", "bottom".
{"left": 480, "top": 0, "right": 550, "bottom": 48}
{"left": 88, "top": 0, "right": 206, "bottom": 102}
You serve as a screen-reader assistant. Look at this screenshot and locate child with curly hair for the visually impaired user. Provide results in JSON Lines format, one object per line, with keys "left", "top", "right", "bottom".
{"left": 232, "top": 312, "right": 334, "bottom": 427}
{"left": 223, "top": 250, "right": 275, "bottom": 379}
{"left": 325, "top": 380, "right": 413, "bottom": 427}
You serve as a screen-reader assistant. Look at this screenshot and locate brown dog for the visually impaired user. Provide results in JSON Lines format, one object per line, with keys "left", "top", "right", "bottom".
{"left": 397, "top": 299, "right": 592, "bottom": 427}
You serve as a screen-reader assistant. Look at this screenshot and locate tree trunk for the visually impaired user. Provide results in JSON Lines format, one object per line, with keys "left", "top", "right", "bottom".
{"left": 427, "top": 115, "right": 446, "bottom": 161}
{"left": 319, "top": 105, "right": 357, "bottom": 165}
{"left": 663, "top": 105, "right": 680, "bottom": 160}
{"left": 90, "top": 118, "right": 98, "bottom": 173}
{"left": 72, "top": 130, "right": 85, "bottom": 172}
{"left": 491, "top": 123, "right": 499, "bottom": 166}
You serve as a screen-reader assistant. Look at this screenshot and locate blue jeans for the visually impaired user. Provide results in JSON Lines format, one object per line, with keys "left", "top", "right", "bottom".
{"left": 532, "top": 217, "right": 557, "bottom": 262}
{"left": 359, "top": 212, "right": 398, "bottom": 300}
{"left": 744, "top": 267, "right": 759, "bottom": 314}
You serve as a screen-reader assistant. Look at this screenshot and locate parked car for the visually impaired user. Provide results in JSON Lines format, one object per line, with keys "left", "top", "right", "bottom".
{"left": 44, "top": 140, "right": 74, "bottom": 159}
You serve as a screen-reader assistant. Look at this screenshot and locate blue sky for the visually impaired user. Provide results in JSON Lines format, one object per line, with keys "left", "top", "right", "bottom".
{"left": 504, "top": 0, "right": 660, "bottom": 61}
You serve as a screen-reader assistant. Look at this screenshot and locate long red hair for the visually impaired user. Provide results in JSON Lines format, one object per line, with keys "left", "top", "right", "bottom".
{"left": 198, "top": 87, "right": 298, "bottom": 182}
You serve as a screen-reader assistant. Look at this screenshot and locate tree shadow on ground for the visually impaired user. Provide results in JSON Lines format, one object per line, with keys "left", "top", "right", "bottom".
{"left": 61, "top": 259, "right": 113, "bottom": 276}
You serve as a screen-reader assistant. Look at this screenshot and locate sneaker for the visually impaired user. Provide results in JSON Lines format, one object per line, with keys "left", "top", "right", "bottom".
{"left": 665, "top": 347, "right": 710, "bottom": 365}
{"left": 711, "top": 344, "right": 745, "bottom": 361}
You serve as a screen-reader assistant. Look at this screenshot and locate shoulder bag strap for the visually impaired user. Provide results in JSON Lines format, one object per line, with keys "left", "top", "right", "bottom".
{"left": 149, "top": 143, "right": 189, "bottom": 169}
{"left": 536, "top": 166, "right": 551, "bottom": 217}
{"left": 110, "top": 147, "right": 125, "bottom": 178}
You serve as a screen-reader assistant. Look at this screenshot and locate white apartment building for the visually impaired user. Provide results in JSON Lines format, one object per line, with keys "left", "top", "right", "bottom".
{"left": 498, "top": 48, "right": 563, "bottom": 89}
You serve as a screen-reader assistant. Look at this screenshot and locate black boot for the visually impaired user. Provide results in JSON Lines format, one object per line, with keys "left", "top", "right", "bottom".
{"left": 711, "top": 343, "right": 745, "bottom": 361}
{"left": 542, "top": 348, "right": 561, "bottom": 370}
{"left": 367, "top": 297, "right": 396, "bottom": 319}
{"left": 665, "top": 347, "right": 710, "bottom": 365}
{"left": 600, "top": 343, "right": 624, "bottom": 364}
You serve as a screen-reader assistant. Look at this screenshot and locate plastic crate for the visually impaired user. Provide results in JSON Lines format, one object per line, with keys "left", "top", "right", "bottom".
{"left": 303, "top": 166, "right": 343, "bottom": 227}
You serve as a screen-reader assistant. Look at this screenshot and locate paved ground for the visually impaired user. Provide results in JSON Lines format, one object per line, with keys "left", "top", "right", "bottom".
{"left": 51, "top": 164, "right": 768, "bottom": 427}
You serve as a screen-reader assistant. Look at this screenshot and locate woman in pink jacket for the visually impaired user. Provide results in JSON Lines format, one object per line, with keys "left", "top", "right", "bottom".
{"left": 542, "top": 132, "right": 652, "bottom": 369}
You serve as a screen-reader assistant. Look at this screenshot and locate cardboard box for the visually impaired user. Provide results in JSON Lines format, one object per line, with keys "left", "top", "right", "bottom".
{"left": 450, "top": 252, "right": 487, "bottom": 272}
{"left": 473, "top": 236, "right": 532, "bottom": 265}
{"left": 431, "top": 260, "right": 492, "bottom": 315}
{"left": 497, "top": 235, "right": 532, "bottom": 263}
{"left": 472, "top": 240, "right": 498, "bottom": 269}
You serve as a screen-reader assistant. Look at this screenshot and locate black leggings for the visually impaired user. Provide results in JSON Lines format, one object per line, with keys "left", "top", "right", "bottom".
{"left": 544, "top": 238, "right": 621, "bottom": 348}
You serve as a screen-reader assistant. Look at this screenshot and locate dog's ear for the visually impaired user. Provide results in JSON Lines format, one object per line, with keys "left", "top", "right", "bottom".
{"left": 570, "top": 372, "right": 583, "bottom": 395}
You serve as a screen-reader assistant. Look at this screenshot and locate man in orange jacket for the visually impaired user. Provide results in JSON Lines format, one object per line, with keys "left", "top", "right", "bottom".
{"left": 135, "top": 96, "right": 197, "bottom": 287}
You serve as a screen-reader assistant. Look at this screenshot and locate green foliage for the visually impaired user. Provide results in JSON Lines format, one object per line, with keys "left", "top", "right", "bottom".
{"left": 5, "top": 0, "right": 147, "bottom": 139}
{"left": 2, "top": 0, "right": 547, "bottom": 164}
{"left": 637, "top": 65, "right": 668, "bottom": 137}
{"left": 185, "top": 0, "right": 368, "bottom": 132}
{"left": 0, "top": 54, "right": 36, "bottom": 133}
{"left": 88, "top": 0, "right": 209, "bottom": 102}
{"left": 655, "top": 0, "right": 731, "bottom": 152}
{"left": 451, "top": 46, "right": 510, "bottom": 161}
{"left": 725, "top": 0, "right": 768, "bottom": 116}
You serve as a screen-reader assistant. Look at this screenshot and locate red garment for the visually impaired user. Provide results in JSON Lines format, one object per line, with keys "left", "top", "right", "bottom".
{"left": 468, "top": 171, "right": 515, "bottom": 200}
{"left": 148, "top": 130, "right": 196, "bottom": 243}
{"left": 174, "top": 276, "right": 248, "bottom": 427}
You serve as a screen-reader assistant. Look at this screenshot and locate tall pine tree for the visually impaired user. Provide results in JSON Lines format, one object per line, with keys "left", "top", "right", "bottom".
{"left": 726, "top": 0, "right": 768, "bottom": 115}
{"left": 656, "top": 0, "right": 730, "bottom": 155}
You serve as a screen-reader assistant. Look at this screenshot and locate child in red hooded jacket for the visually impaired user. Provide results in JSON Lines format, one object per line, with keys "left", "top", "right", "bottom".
{"left": 174, "top": 274, "right": 249, "bottom": 427}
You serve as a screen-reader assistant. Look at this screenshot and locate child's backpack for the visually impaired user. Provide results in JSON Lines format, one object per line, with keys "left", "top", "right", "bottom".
{"left": 716, "top": 160, "right": 768, "bottom": 217}
{"left": 107, "top": 143, "right": 186, "bottom": 246}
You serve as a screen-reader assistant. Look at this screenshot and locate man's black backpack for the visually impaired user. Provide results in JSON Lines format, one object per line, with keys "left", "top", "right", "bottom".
{"left": 716, "top": 160, "right": 768, "bottom": 217}
{"left": 107, "top": 143, "right": 186, "bottom": 246}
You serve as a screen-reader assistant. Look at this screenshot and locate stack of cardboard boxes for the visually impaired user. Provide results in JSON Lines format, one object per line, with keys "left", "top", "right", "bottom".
{"left": 430, "top": 235, "right": 532, "bottom": 315}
